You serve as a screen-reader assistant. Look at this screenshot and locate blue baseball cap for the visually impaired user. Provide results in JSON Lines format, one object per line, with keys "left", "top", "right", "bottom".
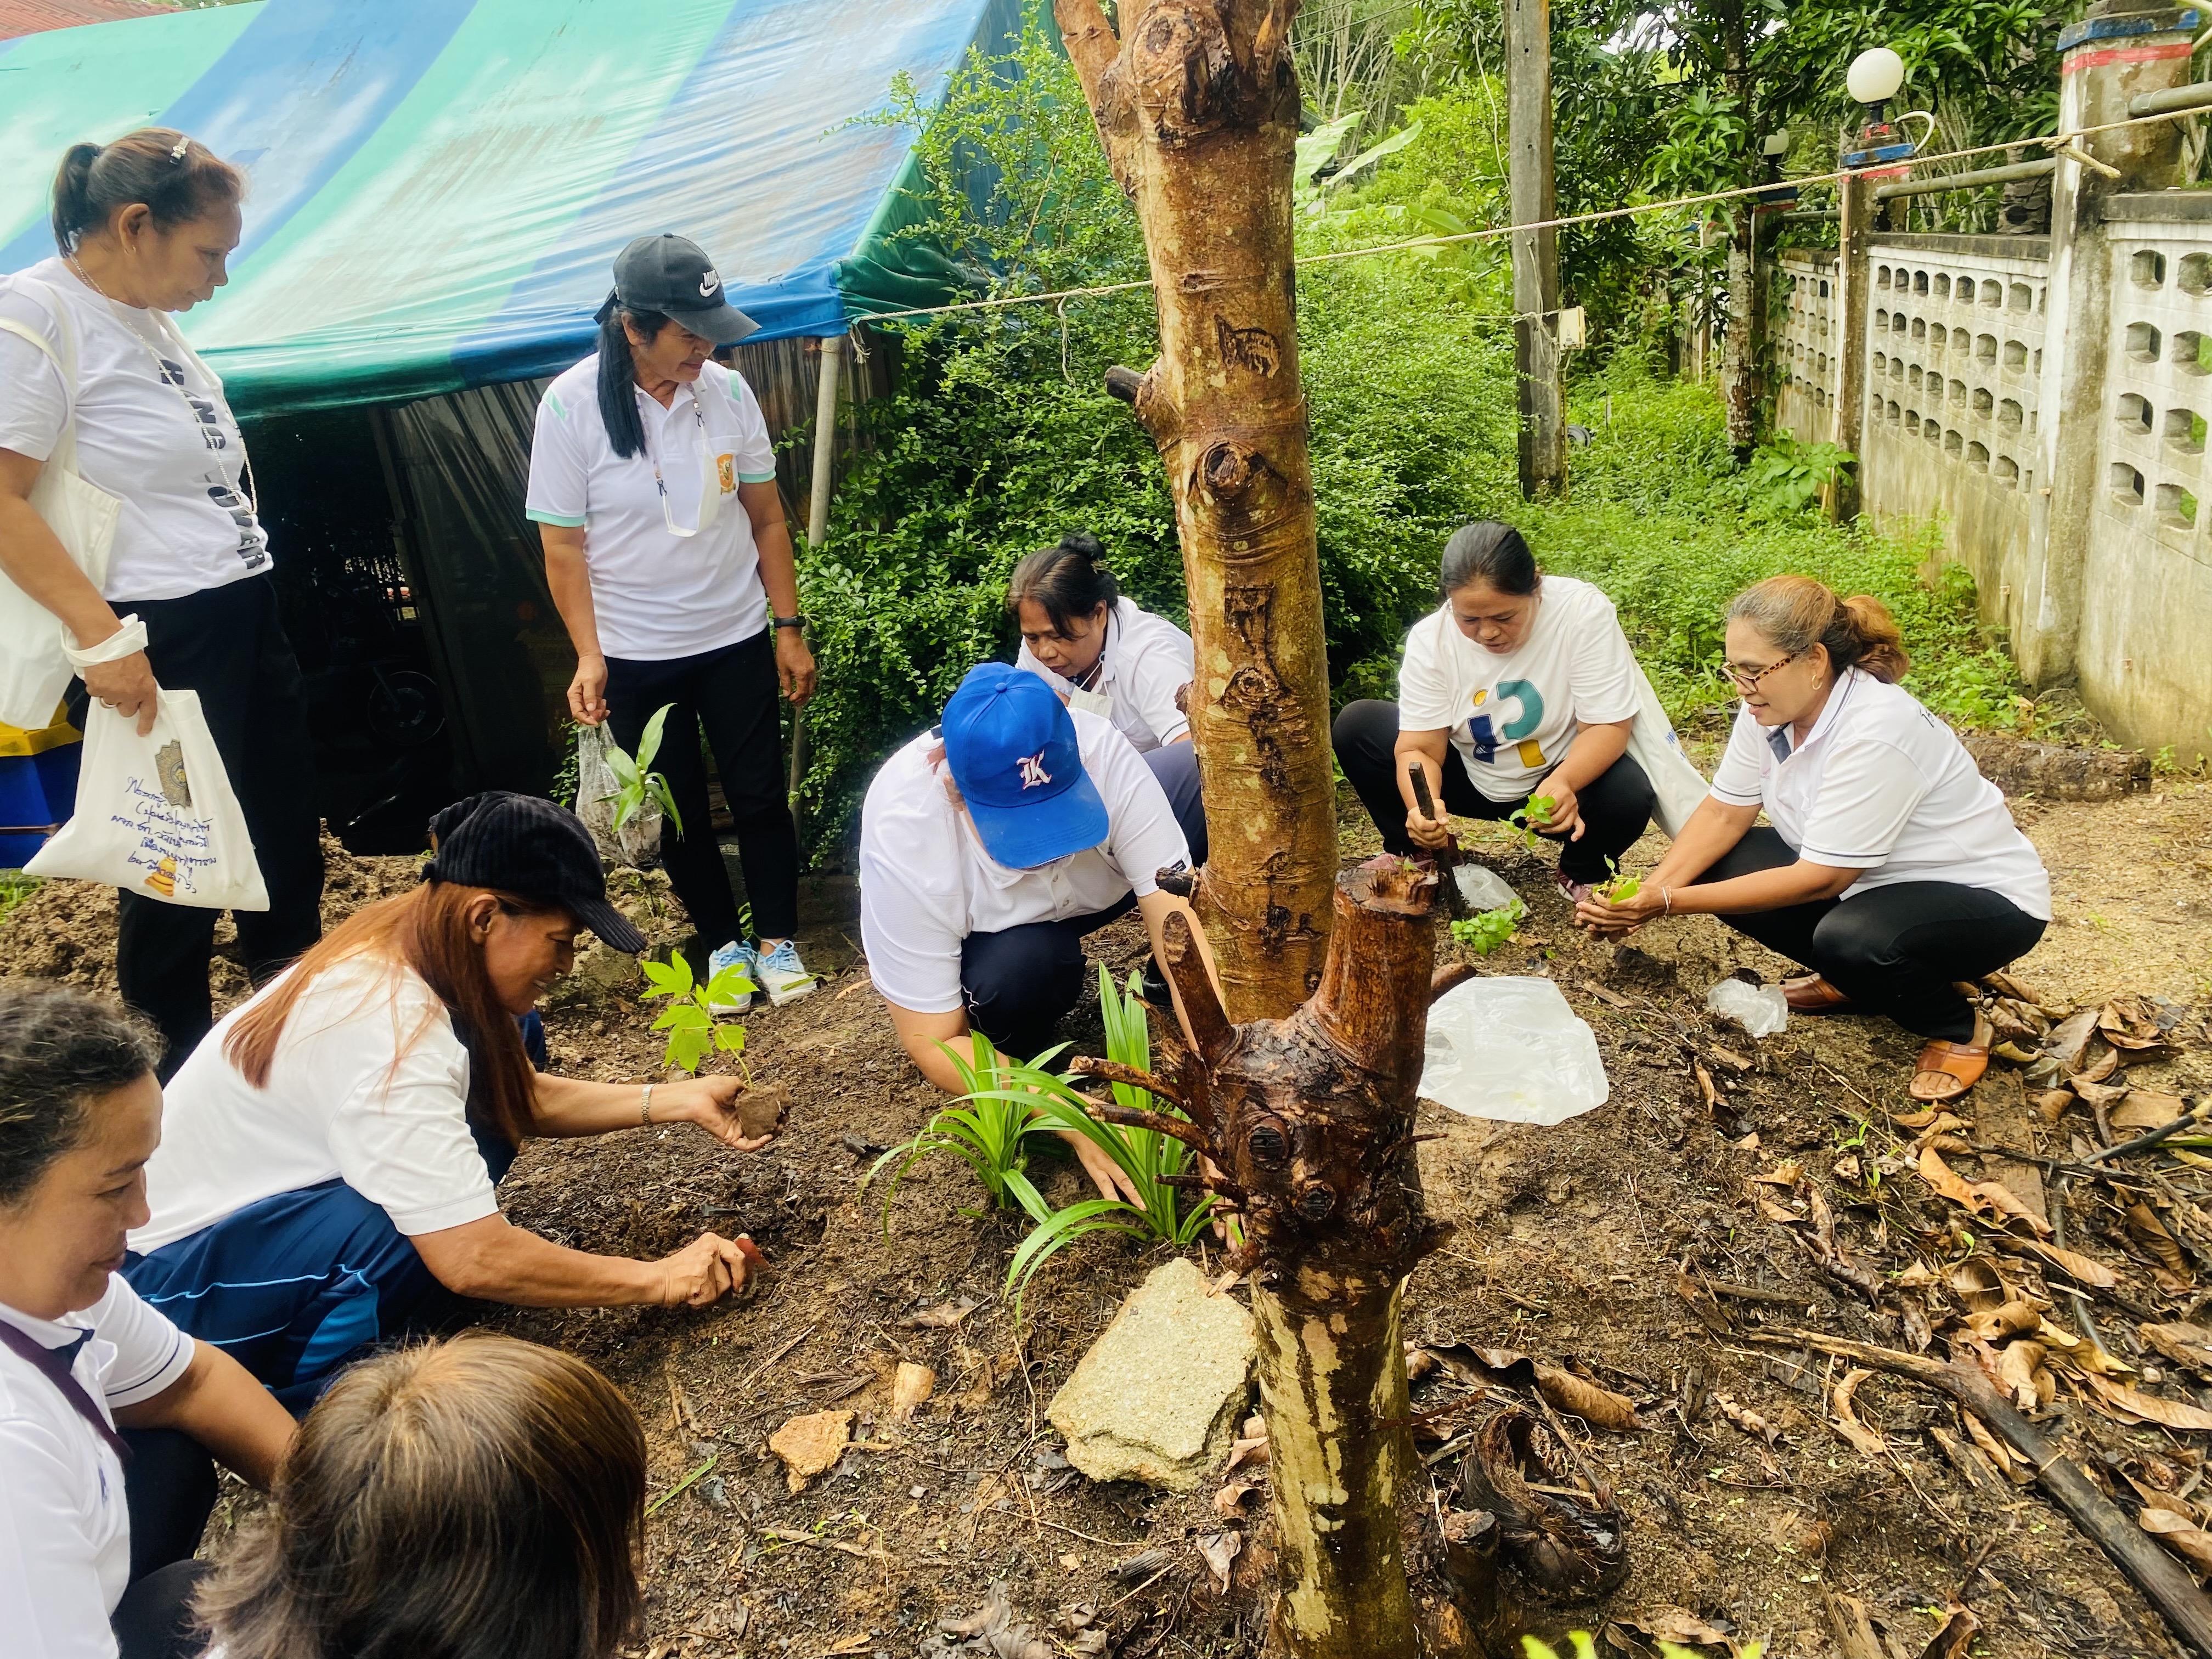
{"left": 943, "top": 663, "right": 1109, "bottom": 868}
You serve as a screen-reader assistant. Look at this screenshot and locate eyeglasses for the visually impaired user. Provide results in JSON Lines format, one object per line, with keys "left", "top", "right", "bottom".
{"left": 1717, "top": 650, "right": 1798, "bottom": 692}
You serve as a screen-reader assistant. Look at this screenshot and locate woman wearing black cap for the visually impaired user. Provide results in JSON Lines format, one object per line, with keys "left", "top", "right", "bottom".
{"left": 120, "top": 793, "right": 777, "bottom": 1408}
{"left": 527, "top": 233, "right": 816, "bottom": 1018}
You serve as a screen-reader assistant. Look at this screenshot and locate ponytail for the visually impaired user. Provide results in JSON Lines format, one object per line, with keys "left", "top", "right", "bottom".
{"left": 50, "top": 128, "right": 242, "bottom": 255}
{"left": 1726, "top": 575, "right": 1911, "bottom": 684}
{"left": 594, "top": 303, "right": 668, "bottom": 461}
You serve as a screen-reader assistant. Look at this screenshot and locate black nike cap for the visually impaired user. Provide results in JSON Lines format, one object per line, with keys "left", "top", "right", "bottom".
{"left": 605, "top": 233, "right": 759, "bottom": 344}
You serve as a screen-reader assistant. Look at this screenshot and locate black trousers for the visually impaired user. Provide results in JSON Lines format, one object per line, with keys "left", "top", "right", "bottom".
{"left": 1694, "top": 827, "right": 2047, "bottom": 1043}
{"left": 1333, "top": 698, "right": 1656, "bottom": 885}
{"left": 111, "top": 1428, "right": 219, "bottom": 1659}
{"left": 66, "top": 576, "right": 325, "bottom": 1080}
{"left": 1141, "top": 742, "right": 1207, "bottom": 868}
{"left": 604, "top": 629, "right": 798, "bottom": 945}
{"left": 961, "top": 896, "right": 1137, "bottom": 1062}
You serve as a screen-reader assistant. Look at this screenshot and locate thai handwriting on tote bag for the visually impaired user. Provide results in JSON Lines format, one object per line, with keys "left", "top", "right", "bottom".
{"left": 27, "top": 690, "right": 269, "bottom": 911}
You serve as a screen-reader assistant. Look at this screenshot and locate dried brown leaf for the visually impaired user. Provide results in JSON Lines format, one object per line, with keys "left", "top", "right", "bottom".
{"left": 2129, "top": 1204, "right": 2194, "bottom": 1283}
{"left": 2074, "top": 1076, "right": 2129, "bottom": 1110}
{"left": 1961, "top": 1407, "right": 2018, "bottom": 1475}
{"left": 2086, "top": 1373, "right": 2212, "bottom": 1431}
{"left": 1829, "top": 1368, "right": 1886, "bottom": 1456}
{"left": 2101, "top": 995, "right": 2168, "bottom": 1051}
{"left": 1948, "top": 1257, "right": 2011, "bottom": 1312}
{"left": 2042, "top": 1006, "right": 2102, "bottom": 1070}
{"left": 2141, "top": 1322, "right": 2212, "bottom": 1372}
{"left": 2115, "top": 1092, "right": 2191, "bottom": 1131}
{"left": 901, "top": 1295, "right": 983, "bottom": 1329}
{"left": 1918, "top": 1602, "right": 1982, "bottom": 1659}
{"left": 1715, "top": 1392, "right": 1779, "bottom": 1444}
{"left": 2140, "top": 1508, "right": 2212, "bottom": 1576}
{"left": 1195, "top": 1530, "right": 1242, "bottom": 1593}
{"left": 1996, "top": 1341, "right": 2047, "bottom": 1411}
{"left": 2010, "top": 1238, "right": 2119, "bottom": 1288}
{"left": 1752, "top": 1161, "right": 1804, "bottom": 1187}
{"left": 1917, "top": 1147, "right": 2052, "bottom": 1237}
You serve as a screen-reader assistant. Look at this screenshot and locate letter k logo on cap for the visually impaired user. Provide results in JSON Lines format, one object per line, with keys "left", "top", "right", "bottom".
{"left": 1015, "top": 750, "right": 1052, "bottom": 789}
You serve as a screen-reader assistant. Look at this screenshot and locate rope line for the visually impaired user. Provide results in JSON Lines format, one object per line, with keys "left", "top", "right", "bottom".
{"left": 854, "top": 99, "right": 2212, "bottom": 326}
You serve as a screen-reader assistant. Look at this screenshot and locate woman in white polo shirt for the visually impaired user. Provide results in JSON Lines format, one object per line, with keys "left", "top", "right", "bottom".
{"left": 1333, "top": 520, "right": 1657, "bottom": 899}
{"left": 0, "top": 131, "right": 324, "bottom": 1079}
{"left": 1577, "top": 576, "right": 2050, "bottom": 1102}
{"left": 528, "top": 234, "right": 816, "bottom": 1014}
{"left": 1, "top": 983, "right": 292, "bottom": 1659}
{"left": 122, "top": 794, "right": 776, "bottom": 1409}
{"left": 859, "top": 663, "right": 1205, "bottom": 1203}
{"left": 1009, "top": 532, "right": 1204, "bottom": 862}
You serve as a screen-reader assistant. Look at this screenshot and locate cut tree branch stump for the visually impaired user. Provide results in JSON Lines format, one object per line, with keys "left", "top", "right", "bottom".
{"left": 1748, "top": 1328, "right": 2212, "bottom": 1657}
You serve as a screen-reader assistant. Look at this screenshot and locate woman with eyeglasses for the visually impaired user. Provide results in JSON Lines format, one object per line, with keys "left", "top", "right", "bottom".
{"left": 1576, "top": 575, "right": 2050, "bottom": 1103}
{"left": 527, "top": 234, "right": 817, "bottom": 1012}
{"left": 1331, "top": 521, "right": 1658, "bottom": 901}
{"left": 0, "top": 131, "right": 325, "bottom": 1080}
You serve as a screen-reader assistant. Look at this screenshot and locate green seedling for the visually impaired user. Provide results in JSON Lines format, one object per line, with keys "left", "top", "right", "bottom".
{"left": 1450, "top": 898, "right": 1526, "bottom": 956}
{"left": 641, "top": 949, "right": 755, "bottom": 1075}
{"left": 870, "top": 1033, "right": 1055, "bottom": 1223}
{"left": 1594, "top": 856, "right": 1641, "bottom": 906}
{"left": 600, "top": 702, "right": 685, "bottom": 836}
{"left": 1507, "top": 793, "right": 1558, "bottom": 851}
{"left": 996, "top": 967, "right": 1217, "bottom": 1310}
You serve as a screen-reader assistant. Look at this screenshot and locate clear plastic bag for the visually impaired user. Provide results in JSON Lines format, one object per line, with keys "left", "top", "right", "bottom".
{"left": 1419, "top": 975, "right": 1610, "bottom": 1125}
{"left": 1449, "top": 861, "right": 1520, "bottom": 913}
{"left": 574, "top": 720, "right": 661, "bottom": 869}
{"left": 1704, "top": 977, "right": 1788, "bottom": 1039}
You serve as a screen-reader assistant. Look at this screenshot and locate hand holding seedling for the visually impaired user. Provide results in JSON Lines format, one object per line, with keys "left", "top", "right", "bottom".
{"left": 567, "top": 652, "right": 608, "bottom": 725}
{"left": 1509, "top": 791, "right": 1571, "bottom": 845}
{"left": 1576, "top": 879, "right": 1665, "bottom": 938}
{"left": 652, "top": 1073, "right": 780, "bottom": 1153}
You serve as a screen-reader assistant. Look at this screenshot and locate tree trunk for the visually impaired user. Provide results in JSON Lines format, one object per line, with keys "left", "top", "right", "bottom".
{"left": 1718, "top": 1, "right": 1757, "bottom": 451}
{"left": 1096, "top": 860, "right": 1447, "bottom": 1659}
{"left": 1053, "top": 0, "right": 1338, "bottom": 1023}
{"left": 1504, "top": 0, "right": 1564, "bottom": 498}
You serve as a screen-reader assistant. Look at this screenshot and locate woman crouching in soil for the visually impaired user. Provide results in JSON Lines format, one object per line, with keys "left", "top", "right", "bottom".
{"left": 1576, "top": 575, "right": 2051, "bottom": 1102}
{"left": 122, "top": 792, "right": 775, "bottom": 1409}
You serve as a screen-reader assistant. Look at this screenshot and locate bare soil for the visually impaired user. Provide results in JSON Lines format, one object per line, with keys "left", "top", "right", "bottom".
{"left": 7, "top": 761, "right": 2212, "bottom": 1659}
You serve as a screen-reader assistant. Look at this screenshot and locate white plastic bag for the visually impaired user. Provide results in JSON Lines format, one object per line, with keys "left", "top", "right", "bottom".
{"left": 0, "top": 285, "right": 122, "bottom": 729}
{"left": 1451, "top": 862, "right": 1520, "bottom": 913}
{"left": 1705, "top": 977, "right": 1788, "bottom": 1039}
{"left": 574, "top": 720, "right": 661, "bottom": 868}
{"left": 27, "top": 690, "right": 268, "bottom": 910}
{"left": 1419, "top": 975, "right": 1610, "bottom": 1125}
{"left": 1628, "top": 663, "right": 1711, "bottom": 839}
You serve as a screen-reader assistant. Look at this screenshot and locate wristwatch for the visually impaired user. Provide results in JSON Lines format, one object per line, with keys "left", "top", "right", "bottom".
{"left": 771, "top": 614, "right": 805, "bottom": 631}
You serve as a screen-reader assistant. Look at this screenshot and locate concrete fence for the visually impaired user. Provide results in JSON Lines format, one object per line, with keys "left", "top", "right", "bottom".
{"left": 1771, "top": 2, "right": 2212, "bottom": 757}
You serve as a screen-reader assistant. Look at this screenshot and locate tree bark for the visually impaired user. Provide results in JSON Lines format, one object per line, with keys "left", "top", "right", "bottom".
{"left": 1718, "top": 1, "right": 1756, "bottom": 452}
{"left": 1147, "top": 859, "right": 1448, "bottom": 1659}
{"left": 1503, "top": 0, "right": 1563, "bottom": 498}
{"left": 1054, "top": 0, "right": 1338, "bottom": 1022}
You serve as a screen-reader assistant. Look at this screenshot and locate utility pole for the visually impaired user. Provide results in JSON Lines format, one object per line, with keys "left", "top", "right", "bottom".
{"left": 1504, "top": 0, "right": 1564, "bottom": 498}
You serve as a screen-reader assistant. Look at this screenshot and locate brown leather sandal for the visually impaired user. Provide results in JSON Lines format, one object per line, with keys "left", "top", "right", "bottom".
{"left": 1910, "top": 1014, "right": 1994, "bottom": 1103}
{"left": 1783, "top": 973, "right": 1855, "bottom": 1014}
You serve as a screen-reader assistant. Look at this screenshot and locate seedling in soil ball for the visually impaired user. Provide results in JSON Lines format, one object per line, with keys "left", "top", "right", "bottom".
{"left": 602, "top": 702, "right": 685, "bottom": 836}
{"left": 1508, "top": 793, "right": 1558, "bottom": 850}
{"left": 1449, "top": 898, "right": 1526, "bottom": 956}
{"left": 1594, "top": 858, "right": 1641, "bottom": 906}
{"left": 642, "top": 949, "right": 754, "bottom": 1075}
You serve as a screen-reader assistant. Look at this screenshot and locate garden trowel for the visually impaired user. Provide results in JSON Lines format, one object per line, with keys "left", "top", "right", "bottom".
{"left": 1408, "top": 763, "right": 1511, "bottom": 918}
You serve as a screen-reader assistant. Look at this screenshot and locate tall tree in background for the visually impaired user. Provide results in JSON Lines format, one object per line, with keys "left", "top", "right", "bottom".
{"left": 1051, "top": 4, "right": 1449, "bottom": 1655}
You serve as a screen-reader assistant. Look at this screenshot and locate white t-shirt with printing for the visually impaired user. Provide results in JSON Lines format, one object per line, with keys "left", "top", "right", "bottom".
{"left": 1016, "top": 596, "right": 1195, "bottom": 752}
{"left": 1708, "top": 667, "right": 2052, "bottom": 918}
{"left": 524, "top": 356, "right": 780, "bottom": 661}
{"left": 1395, "top": 575, "right": 1643, "bottom": 802}
{"left": 133, "top": 955, "right": 500, "bottom": 1253}
{"left": 0, "top": 258, "right": 270, "bottom": 602}
{"left": 1, "top": 1276, "right": 194, "bottom": 1659}
{"left": 858, "top": 708, "right": 1190, "bottom": 1015}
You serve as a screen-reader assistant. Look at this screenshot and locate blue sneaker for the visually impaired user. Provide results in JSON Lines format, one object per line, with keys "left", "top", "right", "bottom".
{"left": 754, "top": 938, "right": 817, "bottom": 1007}
{"left": 704, "top": 939, "right": 755, "bottom": 1015}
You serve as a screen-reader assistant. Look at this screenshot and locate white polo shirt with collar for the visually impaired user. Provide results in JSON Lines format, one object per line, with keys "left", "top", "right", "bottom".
{"left": 857, "top": 707, "right": 1190, "bottom": 1014}
{"left": 1017, "top": 596, "right": 1195, "bottom": 752}
{"left": 1708, "top": 666, "right": 2052, "bottom": 918}
{"left": 2, "top": 1276, "right": 194, "bottom": 1659}
{"left": 524, "top": 355, "right": 780, "bottom": 661}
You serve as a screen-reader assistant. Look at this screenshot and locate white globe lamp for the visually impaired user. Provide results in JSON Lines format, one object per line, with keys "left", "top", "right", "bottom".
{"left": 1847, "top": 47, "right": 1905, "bottom": 108}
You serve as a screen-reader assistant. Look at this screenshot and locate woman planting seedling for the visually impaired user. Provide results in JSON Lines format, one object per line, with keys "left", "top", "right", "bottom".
{"left": 1577, "top": 576, "right": 2051, "bottom": 1102}
{"left": 857, "top": 663, "right": 1216, "bottom": 1206}
{"left": 1332, "top": 521, "right": 1663, "bottom": 903}
{"left": 123, "top": 793, "right": 777, "bottom": 1409}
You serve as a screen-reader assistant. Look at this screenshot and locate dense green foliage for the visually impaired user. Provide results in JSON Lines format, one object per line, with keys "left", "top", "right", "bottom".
{"left": 791, "top": 21, "right": 2025, "bottom": 858}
